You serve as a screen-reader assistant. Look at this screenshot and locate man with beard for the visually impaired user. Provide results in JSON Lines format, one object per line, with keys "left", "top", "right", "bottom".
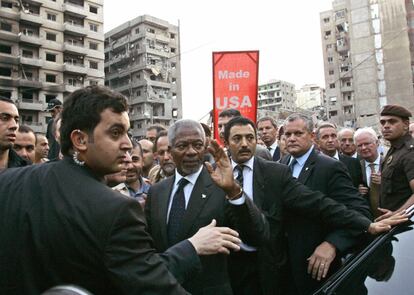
{"left": 0, "top": 86, "right": 242, "bottom": 295}
{"left": 124, "top": 140, "right": 151, "bottom": 207}
{"left": 13, "top": 125, "right": 36, "bottom": 163}
{"left": 148, "top": 130, "right": 176, "bottom": 184}
{"left": 34, "top": 133, "right": 50, "bottom": 163}
{"left": 0, "top": 97, "right": 29, "bottom": 169}
{"left": 145, "top": 119, "right": 269, "bottom": 295}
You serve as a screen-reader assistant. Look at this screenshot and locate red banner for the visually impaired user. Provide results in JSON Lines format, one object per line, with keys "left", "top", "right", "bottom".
{"left": 212, "top": 51, "right": 259, "bottom": 143}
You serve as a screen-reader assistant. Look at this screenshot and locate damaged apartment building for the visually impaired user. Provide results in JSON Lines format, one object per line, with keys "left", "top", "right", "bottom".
{"left": 0, "top": 0, "right": 104, "bottom": 133}
{"left": 104, "top": 15, "right": 182, "bottom": 138}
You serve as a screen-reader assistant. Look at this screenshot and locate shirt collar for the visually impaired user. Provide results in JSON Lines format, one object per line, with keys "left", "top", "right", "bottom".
{"left": 365, "top": 155, "right": 381, "bottom": 168}
{"left": 291, "top": 145, "right": 314, "bottom": 167}
{"left": 174, "top": 165, "right": 203, "bottom": 187}
{"left": 231, "top": 156, "right": 254, "bottom": 171}
{"left": 126, "top": 176, "right": 150, "bottom": 194}
{"left": 269, "top": 140, "right": 278, "bottom": 150}
{"left": 333, "top": 150, "right": 340, "bottom": 160}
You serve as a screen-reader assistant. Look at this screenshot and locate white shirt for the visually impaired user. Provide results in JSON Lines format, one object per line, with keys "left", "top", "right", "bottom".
{"left": 267, "top": 141, "right": 279, "bottom": 157}
{"left": 231, "top": 157, "right": 256, "bottom": 251}
{"left": 231, "top": 157, "right": 254, "bottom": 201}
{"left": 333, "top": 150, "right": 340, "bottom": 160}
{"left": 365, "top": 155, "right": 381, "bottom": 187}
{"left": 167, "top": 166, "right": 203, "bottom": 222}
{"left": 289, "top": 145, "right": 314, "bottom": 178}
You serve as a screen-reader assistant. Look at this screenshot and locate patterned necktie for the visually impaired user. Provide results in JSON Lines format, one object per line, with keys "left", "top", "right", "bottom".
{"left": 368, "top": 163, "right": 380, "bottom": 218}
{"left": 167, "top": 178, "right": 190, "bottom": 246}
{"left": 234, "top": 165, "right": 244, "bottom": 188}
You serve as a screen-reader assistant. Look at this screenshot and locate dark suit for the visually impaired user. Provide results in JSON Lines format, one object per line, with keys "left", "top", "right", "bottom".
{"left": 281, "top": 149, "right": 371, "bottom": 295}
{"left": 0, "top": 158, "right": 199, "bottom": 295}
{"left": 228, "top": 156, "right": 372, "bottom": 295}
{"left": 145, "top": 167, "right": 268, "bottom": 295}
{"left": 339, "top": 153, "right": 363, "bottom": 188}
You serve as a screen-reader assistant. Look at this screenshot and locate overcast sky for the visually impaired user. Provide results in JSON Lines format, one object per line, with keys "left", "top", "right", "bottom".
{"left": 104, "top": 0, "right": 334, "bottom": 120}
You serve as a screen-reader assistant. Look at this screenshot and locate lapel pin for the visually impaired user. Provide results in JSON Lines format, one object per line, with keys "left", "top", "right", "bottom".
{"left": 201, "top": 194, "right": 207, "bottom": 199}
{"left": 305, "top": 167, "right": 309, "bottom": 171}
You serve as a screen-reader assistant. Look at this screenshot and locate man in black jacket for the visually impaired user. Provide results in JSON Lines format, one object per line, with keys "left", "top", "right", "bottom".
{"left": 0, "top": 97, "right": 29, "bottom": 169}
{"left": 222, "top": 116, "right": 408, "bottom": 295}
{"left": 281, "top": 114, "right": 370, "bottom": 295}
{"left": 0, "top": 86, "right": 241, "bottom": 295}
{"left": 316, "top": 122, "right": 363, "bottom": 188}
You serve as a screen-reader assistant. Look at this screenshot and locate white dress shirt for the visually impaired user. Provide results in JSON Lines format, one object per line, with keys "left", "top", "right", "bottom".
{"left": 289, "top": 145, "right": 314, "bottom": 178}
{"left": 167, "top": 166, "right": 203, "bottom": 222}
{"left": 267, "top": 141, "right": 279, "bottom": 157}
{"left": 231, "top": 157, "right": 256, "bottom": 251}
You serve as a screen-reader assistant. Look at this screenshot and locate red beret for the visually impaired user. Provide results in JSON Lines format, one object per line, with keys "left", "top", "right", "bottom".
{"left": 380, "top": 105, "right": 412, "bottom": 119}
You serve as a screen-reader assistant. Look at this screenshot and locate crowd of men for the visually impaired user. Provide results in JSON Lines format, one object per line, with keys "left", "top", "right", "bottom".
{"left": 0, "top": 86, "right": 413, "bottom": 295}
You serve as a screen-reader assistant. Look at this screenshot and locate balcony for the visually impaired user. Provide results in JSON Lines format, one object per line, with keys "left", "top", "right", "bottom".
{"left": 20, "top": 12, "right": 43, "bottom": 26}
{"left": 19, "top": 56, "right": 44, "bottom": 67}
{"left": 0, "top": 30, "right": 18, "bottom": 42}
{"left": 155, "top": 33, "right": 170, "bottom": 44}
{"left": 63, "top": 63, "right": 88, "bottom": 75}
{"left": 63, "top": 84, "right": 80, "bottom": 93}
{"left": 111, "top": 36, "right": 130, "bottom": 51}
{"left": 63, "top": 42, "right": 87, "bottom": 55}
{"left": 63, "top": 22, "right": 87, "bottom": 36}
{"left": 62, "top": 3, "right": 87, "bottom": 18}
{"left": 0, "top": 53, "right": 19, "bottom": 65}
{"left": 16, "top": 99, "right": 44, "bottom": 111}
{"left": 87, "top": 68, "right": 104, "bottom": 78}
{"left": 340, "top": 85, "right": 353, "bottom": 92}
{"left": 19, "top": 33, "right": 42, "bottom": 46}
{"left": 24, "top": 0, "right": 43, "bottom": 6}
{"left": 18, "top": 78, "right": 43, "bottom": 89}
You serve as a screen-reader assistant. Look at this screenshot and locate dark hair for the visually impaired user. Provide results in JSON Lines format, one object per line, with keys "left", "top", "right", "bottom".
{"left": 154, "top": 130, "right": 168, "bottom": 152}
{"left": 218, "top": 108, "right": 241, "bottom": 118}
{"left": 18, "top": 125, "right": 36, "bottom": 144}
{"left": 147, "top": 124, "right": 166, "bottom": 133}
{"left": 257, "top": 116, "right": 277, "bottom": 129}
{"left": 0, "top": 96, "right": 15, "bottom": 105}
{"left": 284, "top": 114, "right": 314, "bottom": 133}
{"left": 60, "top": 86, "right": 128, "bottom": 156}
{"left": 224, "top": 116, "right": 257, "bottom": 142}
{"left": 131, "top": 139, "right": 143, "bottom": 157}
{"left": 200, "top": 122, "right": 211, "bottom": 137}
{"left": 315, "top": 122, "right": 337, "bottom": 139}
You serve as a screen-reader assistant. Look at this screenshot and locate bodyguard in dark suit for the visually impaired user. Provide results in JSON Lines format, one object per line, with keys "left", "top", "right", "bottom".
{"left": 222, "top": 116, "right": 406, "bottom": 295}
{"left": 281, "top": 114, "right": 371, "bottom": 295}
{"left": 0, "top": 86, "right": 242, "bottom": 295}
{"left": 145, "top": 119, "right": 268, "bottom": 295}
{"left": 257, "top": 116, "right": 281, "bottom": 161}
{"left": 315, "top": 122, "right": 363, "bottom": 188}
